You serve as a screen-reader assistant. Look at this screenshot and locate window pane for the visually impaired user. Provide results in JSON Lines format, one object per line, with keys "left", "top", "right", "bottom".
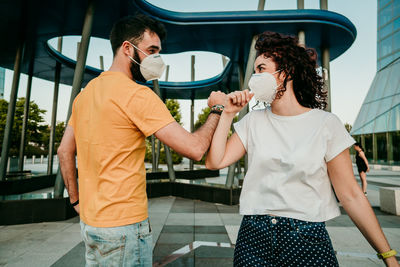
{"left": 392, "top": 131, "right": 400, "bottom": 162}
{"left": 394, "top": 17, "right": 400, "bottom": 31}
{"left": 381, "top": 54, "right": 394, "bottom": 67}
{"left": 379, "top": 3, "right": 393, "bottom": 26}
{"left": 364, "top": 134, "right": 373, "bottom": 160}
{"left": 379, "top": 22, "right": 393, "bottom": 40}
{"left": 376, "top": 133, "right": 387, "bottom": 162}
{"left": 380, "top": 36, "right": 393, "bottom": 58}
{"left": 393, "top": 30, "right": 400, "bottom": 51}
{"left": 379, "top": 0, "right": 392, "bottom": 10}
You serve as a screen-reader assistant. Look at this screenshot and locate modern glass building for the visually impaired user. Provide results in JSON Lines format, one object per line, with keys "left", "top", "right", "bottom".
{"left": 0, "top": 67, "right": 5, "bottom": 99}
{"left": 351, "top": 0, "right": 400, "bottom": 164}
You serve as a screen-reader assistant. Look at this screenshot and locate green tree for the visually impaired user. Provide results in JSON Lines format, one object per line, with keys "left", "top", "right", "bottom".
{"left": 344, "top": 123, "right": 352, "bottom": 133}
{"left": 0, "top": 98, "right": 48, "bottom": 156}
{"left": 145, "top": 99, "right": 183, "bottom": 164}
{"left": 42, "top": 121, "right": 66, "bottom": 154}
{"left": 193, "top": 107, "right": 239, "bottom": 164}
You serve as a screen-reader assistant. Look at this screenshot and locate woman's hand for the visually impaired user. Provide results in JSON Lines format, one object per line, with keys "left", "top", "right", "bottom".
{"left": 224, "top": 89, "right": 254, "bottom": 115}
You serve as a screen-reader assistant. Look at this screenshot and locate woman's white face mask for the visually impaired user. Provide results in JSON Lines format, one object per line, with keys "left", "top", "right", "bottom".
{"left": 248, "top": 70, "right": 281, "bottom": 105}
{"left": 127, "top": 41, "right": 166, "bottom": 81}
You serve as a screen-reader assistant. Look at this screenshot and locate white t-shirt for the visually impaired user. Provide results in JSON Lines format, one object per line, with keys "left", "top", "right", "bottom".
{"left": 234, "top": 108, "right": 355, "bottom": 222}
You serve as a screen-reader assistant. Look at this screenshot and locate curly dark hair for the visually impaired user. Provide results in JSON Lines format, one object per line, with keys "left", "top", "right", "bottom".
{"left": 255, "top": 31, "right": 327, "bottom": 109}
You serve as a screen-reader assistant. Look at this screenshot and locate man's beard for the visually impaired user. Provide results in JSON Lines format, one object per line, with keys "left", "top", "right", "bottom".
{"left": 130, "top": 49, "right": 146, "bottom": 83}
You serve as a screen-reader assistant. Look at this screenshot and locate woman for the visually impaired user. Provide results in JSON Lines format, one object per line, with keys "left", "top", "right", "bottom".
{"left": 206, "top": 31, "right": 398, "bottom": 266}
{"left": 354, "top": 142, "right": 370, "bottom": 195}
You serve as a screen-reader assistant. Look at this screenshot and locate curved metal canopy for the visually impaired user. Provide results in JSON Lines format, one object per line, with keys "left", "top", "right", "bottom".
{"left": 0, "top": 0, "right": 357, "bottom": 99}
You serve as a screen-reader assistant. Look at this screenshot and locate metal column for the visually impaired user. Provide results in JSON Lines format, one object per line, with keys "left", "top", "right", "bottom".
{"left": 0, "top": 41, "right": 24, "bottom": 180}
{"left": 386, "top": 131, "right": 393, "bottom": 164}
{"left": 372, "top": 133, "right": 378, "bottom": 163}
{"left": 99, "top": 55, "right": 104, "bottom": 71}
{"left": 189, "top": 55, "right": 195, "bottom": 170}
{"left": 225, "top": 36, "right": 258, "bottom": 188}
{"left": 155, "top": 65, "right": 170, "bottom": 170}
{"left": 320, "top": 0, "right": 331, "bottom": 112}
{"left": 320, "top": 0, "right": 328, "bottom": 10}
{"left": 54, "top": 0, "right": 95, "bottom": 197}
{"left": 18, "top": 52, "right": 34, "bottom": 171}
{"left": 257, "top": 0, "right": 265, "bottom": 10}
{"left": 361, "top": 135, "right": 366, "bottom": 152}
{"left": 48, "top": 37, "right": 62, "bottom": 175}
{"left": 321, "top": 48, "right": 331, "bottom": 112}
{"left": 153, "top": 79, "right": 175, "bottom": 181}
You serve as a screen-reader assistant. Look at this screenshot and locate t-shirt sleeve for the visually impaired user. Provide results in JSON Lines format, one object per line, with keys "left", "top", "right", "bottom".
{"left": 126, "top": 86, "right": 175, "bottom": 137}
{"left": 324, "top": 113, "right": 355, "bottom": 162}
{"left": 233, "top": 112, "right": 251, "bottom": 151}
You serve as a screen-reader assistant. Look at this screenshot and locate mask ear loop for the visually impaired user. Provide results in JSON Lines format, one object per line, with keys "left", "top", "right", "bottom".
{"left": 251, "top": 100, "right": 260, "bottom": 110}
{"left": 127, "top": 41, "right": 149, "bottom": 56}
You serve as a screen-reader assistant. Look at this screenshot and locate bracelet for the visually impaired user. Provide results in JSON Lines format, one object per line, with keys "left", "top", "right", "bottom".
{"left": 210, "top": 109, "right": 222, "bottom": 116}
{"left": 210, "top": 104, "right": 224, "bottom": 115}
{"left": 71, "top": 199, "right": 79, "bottom": 207}
{"left": 377, "top": 249, "right": 397, "bottom": 260}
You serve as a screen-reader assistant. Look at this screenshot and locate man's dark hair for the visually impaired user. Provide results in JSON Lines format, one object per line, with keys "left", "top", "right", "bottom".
{"left": 109, "top": 14, "right": 166, "bottom": 56}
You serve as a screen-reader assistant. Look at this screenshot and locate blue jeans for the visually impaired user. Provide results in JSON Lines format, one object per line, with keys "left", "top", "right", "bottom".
{"left": 234, "top": 215, "right": 338, "bottom": 267}
{"left": 80, "top": 218, "right": 152, "bottom": 267}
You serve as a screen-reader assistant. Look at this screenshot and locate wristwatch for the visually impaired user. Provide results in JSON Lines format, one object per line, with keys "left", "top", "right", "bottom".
{"left": 71, "top": 199, "right": 79, "bottom": 207}
{"left": 210, "top": 104, "right": 224, "bottom": 115}
{"left": 377, "top": 249, "right": 397, "bottom": 260}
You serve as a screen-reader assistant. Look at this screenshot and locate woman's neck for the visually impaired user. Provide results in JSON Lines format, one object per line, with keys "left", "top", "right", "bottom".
{"left": 271, "top": 87, "right": 311, "bottom": 116}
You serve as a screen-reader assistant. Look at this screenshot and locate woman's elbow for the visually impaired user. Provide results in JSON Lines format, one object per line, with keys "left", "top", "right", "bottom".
{"left": 205, "top": 159, "right": 218, "bottom": 170}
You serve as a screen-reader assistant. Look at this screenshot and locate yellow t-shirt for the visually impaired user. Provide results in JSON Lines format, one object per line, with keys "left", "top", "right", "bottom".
{"left": 68, "top": 71, "right": 175, "bottom": 227}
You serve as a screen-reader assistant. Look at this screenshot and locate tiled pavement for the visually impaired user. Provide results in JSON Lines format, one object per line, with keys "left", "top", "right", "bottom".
{"left": 1, "top": 166, "right": 400, "bottom": 266}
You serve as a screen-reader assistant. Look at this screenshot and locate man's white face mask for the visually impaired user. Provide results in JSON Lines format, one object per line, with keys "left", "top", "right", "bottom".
{"left": 248, "top": 70, "right": 281, "bottom": 105}
{"left": 127, "top": 41, "right": 166, "bottom": 81}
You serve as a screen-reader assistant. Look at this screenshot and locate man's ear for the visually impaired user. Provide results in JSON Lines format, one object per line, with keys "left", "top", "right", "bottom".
{"left": 121, "top": 41, "right": 132, "bottom": 57}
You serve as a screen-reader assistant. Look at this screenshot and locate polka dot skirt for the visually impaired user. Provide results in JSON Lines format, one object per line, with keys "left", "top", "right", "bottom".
{"left": 234, "top": 215, "right": 339, "bottom": 267}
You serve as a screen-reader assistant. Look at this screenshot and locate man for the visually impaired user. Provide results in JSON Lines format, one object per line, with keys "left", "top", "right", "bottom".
{"left": 57, "top": 15, "right": 228, "bottom": 266}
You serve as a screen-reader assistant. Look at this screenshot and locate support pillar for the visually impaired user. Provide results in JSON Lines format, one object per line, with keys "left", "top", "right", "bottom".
{"left": 387, "top": 132, "right": 393, "bottom": 164}
{"left": 153, "top": 79, "right": 175, "bottom": 181}
{"left": 18, "top": 52, "right": 34, "bottom": 171}
{"left": 99, "top": 55, "right": 104, "bottom": 71}
{"left": 156, "top": 65, "right": 170, "bottom": 170}
{"left": 189, "top": 55, "right": 195, "bottom": 170}
{"left": 297, "top": 0, "right": 304, "bottom": 9}
{"left": 0, "top": 41, "right": 24, "bottom": 180}
{"left": 298, "top": 31, "right": 306, "bottom": 46}
{"left": 361, "top": 134, "right": 366, "bottom": 151}
{"left": 48, "top": 37, "right": 62, "bottom": 175}
{"left": 321, "top": 47, "right": 331, "bottom": 112}
{"left": 226, "top": 37, "right": 257, "bottom": 188}
{"left": 54, "top": 0, "right": 95, "bottom": 197}
{"left": 257, "top": 0, "right": 265, "bottom": 10}
{"left": 372, "top": 133, "right": 378, "bottom": 163}
{"left": 320, "top": 0, "right": 328, "bottom": 10}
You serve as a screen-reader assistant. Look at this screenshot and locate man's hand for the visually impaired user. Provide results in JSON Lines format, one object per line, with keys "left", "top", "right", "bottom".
{"left": 224, "top": 89, "right": 254, "bottom": 115}
{"left": 73, "top": 204, "right": 80, "bottom": 214}
{"left": 207, "top": 91, "right": 228, "bottom": 108}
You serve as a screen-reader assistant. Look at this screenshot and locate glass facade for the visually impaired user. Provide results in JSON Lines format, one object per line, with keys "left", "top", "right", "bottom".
{"left": 377, "top": 0, "right": 400, "bottom": 70}
{"left": 351, "top": 0, "right": 400, "bottom": 163}
{"left": 0, "top": 67, "right": 4, "bottom": 99}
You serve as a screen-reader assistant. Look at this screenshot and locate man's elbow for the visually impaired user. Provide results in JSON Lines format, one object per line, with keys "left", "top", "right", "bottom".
{"left": 188, "top": 150, "right": 203, "bottom": 162}
{"left": 57, "top": 145, "right": 74, "bottom": 159}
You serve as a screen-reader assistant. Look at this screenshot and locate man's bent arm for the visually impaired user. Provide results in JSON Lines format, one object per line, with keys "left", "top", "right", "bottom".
{"left": 57, "top": 126, "right": 79, "bottom": 207}
{"left": 155, "top": 113, "right": 220, "bottom": 161}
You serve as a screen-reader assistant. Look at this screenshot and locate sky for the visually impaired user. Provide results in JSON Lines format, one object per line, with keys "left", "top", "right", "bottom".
{"left": 2, "top": 0, "right": 377, "bottom": 130}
